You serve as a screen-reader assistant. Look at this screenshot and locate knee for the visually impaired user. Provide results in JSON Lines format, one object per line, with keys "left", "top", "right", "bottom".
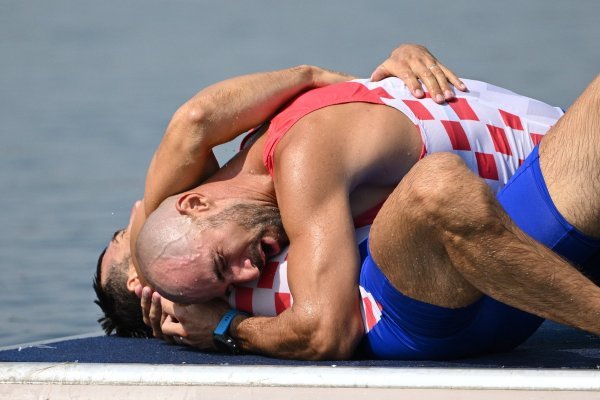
{"left": 405, "top": 153, "right": 498, "bottom": 232}
{"left": 406, "top": 153, "right": 476, "bottom": 207}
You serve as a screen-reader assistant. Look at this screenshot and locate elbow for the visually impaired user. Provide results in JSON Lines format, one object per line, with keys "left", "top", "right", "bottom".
{"left": 173, "top": 100, "right": 210, "bottom": 128}
{"left": 304, "top": 315, "right": 363, "bottom": 360}
{"left": 165, "top": 100, "right": 212, "bottom": 150}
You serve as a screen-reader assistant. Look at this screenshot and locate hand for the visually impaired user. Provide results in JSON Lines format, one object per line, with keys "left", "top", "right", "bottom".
{"left": 161, "top": 298, "right": 232, "bottom": 350}
{"left": 136, "top": 284, "right": 172, "bottom": 341}
{"left": 371, "top": 43, "right": 467, "bottom": 104}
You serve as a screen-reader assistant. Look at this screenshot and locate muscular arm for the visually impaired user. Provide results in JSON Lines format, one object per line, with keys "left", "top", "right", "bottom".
{"left": 129, "top": 66, "right": 354, "bottom": 269}
{"left": 230, "top": 122, "right": 365, "bottom": 360}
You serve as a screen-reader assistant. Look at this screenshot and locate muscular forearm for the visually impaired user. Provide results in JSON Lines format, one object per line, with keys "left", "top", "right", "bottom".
{"left": 231, "top": 305, "right": 362, "bottom": 360}
{"left": 143, "top": 65, "right": 352, "bottom": 215}
{"left": 179, "top": 65, "right": 354, "bottom": 149}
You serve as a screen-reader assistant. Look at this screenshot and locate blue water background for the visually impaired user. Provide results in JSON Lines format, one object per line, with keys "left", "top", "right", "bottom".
{"left": 1, "top": 0, "right": 599, "bottom": 346}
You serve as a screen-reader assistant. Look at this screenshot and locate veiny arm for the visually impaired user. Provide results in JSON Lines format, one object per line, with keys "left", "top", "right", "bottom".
{"left": 129, "top": 66, "right": 354, "bottom": 270}
{"left": 229, "top": 121, "right": 365, "bottom": 359}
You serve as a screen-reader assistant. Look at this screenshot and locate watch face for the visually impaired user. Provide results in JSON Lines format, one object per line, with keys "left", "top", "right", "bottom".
{"left": 213, "top": 334, "right": 240, "bottom": 354}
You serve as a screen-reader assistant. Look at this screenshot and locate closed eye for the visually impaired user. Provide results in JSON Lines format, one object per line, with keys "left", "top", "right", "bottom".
{"left": 213, "top": 253, "right": 227, "bottom": 282}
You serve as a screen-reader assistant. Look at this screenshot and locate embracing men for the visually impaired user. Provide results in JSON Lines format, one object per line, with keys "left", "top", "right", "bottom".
{"left": 96, "top": 43, "right": 600, "bottom": 360}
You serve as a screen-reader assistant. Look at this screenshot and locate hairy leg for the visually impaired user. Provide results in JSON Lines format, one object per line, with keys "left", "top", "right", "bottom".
{"left": 369, "top": 154, "right": 482, "bottom": 308}
{"left": 540, "top": 73, "right": 600, "bottom": 237}
{"left": 371, "top": 153, "right": 600, "bottom": 334}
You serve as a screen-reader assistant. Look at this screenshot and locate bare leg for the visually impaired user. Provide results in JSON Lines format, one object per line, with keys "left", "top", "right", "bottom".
{"left": 369, "top": 154, "right": 482, "bottom": 308}
{"left": 540, "top": 73, "right": 600, "bottom": 237}
{"left": 370, "top": 153, "right": 600, "bottom": 335}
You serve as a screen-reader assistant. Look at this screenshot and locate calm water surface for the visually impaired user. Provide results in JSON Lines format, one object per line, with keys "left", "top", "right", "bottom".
{"left": 1, "top": 0, "right": 599, "bottom": 346}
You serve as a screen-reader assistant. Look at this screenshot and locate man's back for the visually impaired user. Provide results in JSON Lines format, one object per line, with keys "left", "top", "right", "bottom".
{"left": 266, "top": 78, "right": 563, "bottom": 216}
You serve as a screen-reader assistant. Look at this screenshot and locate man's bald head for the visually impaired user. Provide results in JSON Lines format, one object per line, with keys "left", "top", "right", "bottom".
{"left": 135, "top": 194, "right": 288, "bottom": 304}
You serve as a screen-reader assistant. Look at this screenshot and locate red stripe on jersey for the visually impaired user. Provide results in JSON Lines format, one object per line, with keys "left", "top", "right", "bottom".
{"left": 442, "top": 120, "right": 471, "bottom": 151}
{"left": 257, "top": 261, "right": 279, "bottom": 289}
{"left": 531, "top": 133, "right": 544, "bottom": 146}
{"left": 274, "top": 292, "right": 291, "bottom": 315}
{"left": 264, "top": 82, "right": 392, "bottom": 176}
{"left": 362, "top": 296, "right": 377, "bottom": 330}
{"left": 499, "top": 109, "right": 524, "bottom": 131}
{"left": 402, "top": 100, "right": 435, "bottom": 120}
{"left": 448, "top": 98, "right": 479, "bottom": 121}
{"left": 487, "top": 124, "right": 512, "bottom": 155}
{"left": 475, "top": 152, "right": 499, "bottom": 181}
{"left": 235, "top": 287, "right": 254, "bottom": 314}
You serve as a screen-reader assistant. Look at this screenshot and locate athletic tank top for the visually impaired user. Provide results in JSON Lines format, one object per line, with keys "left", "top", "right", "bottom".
{"left": 263, "top": 78, "right": 564, "bottom": 194}
{"left": 231, "top": 78, "right": 563, "bottom": 331}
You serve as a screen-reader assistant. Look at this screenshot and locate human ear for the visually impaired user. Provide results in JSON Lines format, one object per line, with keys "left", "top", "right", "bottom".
{"left": 126, "top": 273, "right": 140, "bottom": 292}
{"left": 175, "top": 192, "right": 211, "bottom": 215}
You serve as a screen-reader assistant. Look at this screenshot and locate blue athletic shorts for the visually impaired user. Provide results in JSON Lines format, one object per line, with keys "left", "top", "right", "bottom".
{"left": 357, "top": 144, "right": 600, "bottom": 360}
{"left": 497, "top": 145, "right": 600, "bottom": 270}
{"left": 357, "top": 247, "right": 544, "bottom": 360}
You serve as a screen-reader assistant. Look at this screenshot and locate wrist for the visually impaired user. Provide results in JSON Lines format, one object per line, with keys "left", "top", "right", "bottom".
{"left": 287, "top": 64, "right": 319, "bottom": 89}
{"left": 213, "top": 309, "right": 249, "bottom": 354}
{"left": 228, "top": 312, "right": 247, "bottom": 337}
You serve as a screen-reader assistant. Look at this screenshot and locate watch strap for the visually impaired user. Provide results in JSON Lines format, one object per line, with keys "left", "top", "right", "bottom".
{"left": 213, "top": 309, "right": 248, "bottom": 354}
{"left": 214, "top": 309, "right": 246, "bottom": 336}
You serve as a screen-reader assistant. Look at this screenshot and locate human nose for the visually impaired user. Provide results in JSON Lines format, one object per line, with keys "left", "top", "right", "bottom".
{"left": 127, "top": 200, "right": 141, "bottom": 229}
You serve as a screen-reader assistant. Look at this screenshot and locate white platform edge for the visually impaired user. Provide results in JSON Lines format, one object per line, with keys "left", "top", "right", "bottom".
{"left": 1, "top": 362, "right": 600, "bottom": 391}
{"left": 0, "top": 331, "right": 103, "bottom": 352}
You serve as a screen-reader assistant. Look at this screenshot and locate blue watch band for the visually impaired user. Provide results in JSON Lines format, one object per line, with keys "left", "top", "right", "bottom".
{"left": 213, "top": 309, "right": 248, "bottom": 354}
{"left": 214, "top": 309, "right": 245, "bottom": 336}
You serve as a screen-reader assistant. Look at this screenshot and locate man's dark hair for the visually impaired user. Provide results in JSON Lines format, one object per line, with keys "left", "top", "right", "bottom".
{"left": 93, "top": 247, "right": 152, "bottom": 338}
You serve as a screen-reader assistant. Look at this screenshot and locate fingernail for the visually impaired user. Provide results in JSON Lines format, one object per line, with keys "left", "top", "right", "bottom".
{"left": 444, "top": 90, "right": 453, "bottom": 99}
{"left": 435, "top": 94, "right": 444, "bottom": 103}
{"left": 415, "top": 88, "right": 424, "bottom": 97}
{"left": 459, "top": 82, "right": 467, "bottom": 90}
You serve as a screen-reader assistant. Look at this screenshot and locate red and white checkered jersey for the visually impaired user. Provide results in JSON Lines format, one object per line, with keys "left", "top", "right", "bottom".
{"left": 365, "top": 78, "right": 563, "bottom": 193}
{"left": 264, "top": 77, "right": 564, "bottom": 194}
{"left": 228, "top": 226, "right": 374, "bottom": 321}
{"left": 234, "top": 77, "right": 564, "bottom": 332}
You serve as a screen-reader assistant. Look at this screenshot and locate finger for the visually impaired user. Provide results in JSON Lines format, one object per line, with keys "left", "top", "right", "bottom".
{"left": 160, "top": 306, "right": 168, "bottom": 327}
{"left": 161, "top": 315, "right": 176, "bottom": 344}
{"left": 149, "top": 292, "right": 163, "bottom": 339}
{"left": 400, "top": 71, "right": 425, "bottom": 98}
{"left": 161, "top": 317, "right": 187, "bottom": 338}
{"left": 172, "top": 302, "right": 190, "bottom": 321}
{"left": 160, "top": 297, "right": 176, "bottom": 317}
{"left": 418, "top": 66, "right": 445, "bottom": 104}
{"left": 429, "top": 64, "right": 455, "bottom": 100}
{"left": 370, "top": 65, "right": 389, "bottom": 82}
{"left": 140, "top": 286, "right": 153, "bottom": 326}
{"left": 134, "top": 284, "right": 142, "bottom": 298}
{"left": 373, "top": 62, "right": 425, "bottom": 98}
{"left": 439, "top": 63, "right": 467, "bottom": 92}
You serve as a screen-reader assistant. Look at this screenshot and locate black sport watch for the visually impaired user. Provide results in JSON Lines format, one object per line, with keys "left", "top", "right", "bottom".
{"left": 213, "top": 309, "right": 248, "bottom": 354}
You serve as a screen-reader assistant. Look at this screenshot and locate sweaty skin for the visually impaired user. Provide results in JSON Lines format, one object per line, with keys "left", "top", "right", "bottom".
{"left": 131, "top": 46, "right": 474, "bottom": 359}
